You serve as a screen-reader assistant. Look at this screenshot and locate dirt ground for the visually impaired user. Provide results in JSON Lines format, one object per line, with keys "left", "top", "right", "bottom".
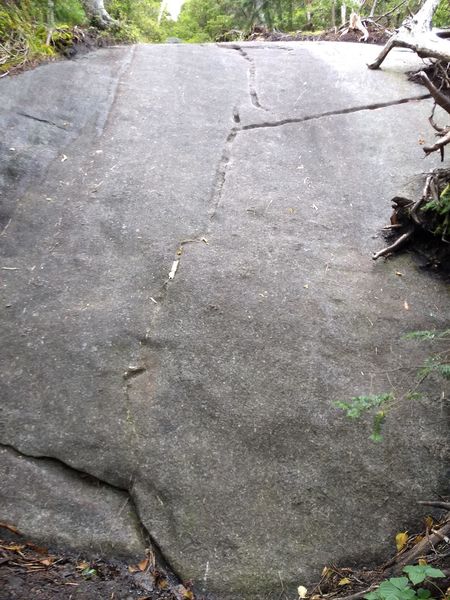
{"left": 1, "top": 512, "right": 449, "bottom": 600}
{"left": 0, "top": 526, "right": 194, "bottom": 600}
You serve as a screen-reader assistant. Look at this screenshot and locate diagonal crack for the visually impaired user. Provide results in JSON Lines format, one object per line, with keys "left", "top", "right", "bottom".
{"left": 241, "top": 93, "right": 431, "bottom": 130}
{"left": 16, "top": 111, "right": 69, "bottom": 130}
{"left": 0, "top": 441, "right": 184, "bottom": 584}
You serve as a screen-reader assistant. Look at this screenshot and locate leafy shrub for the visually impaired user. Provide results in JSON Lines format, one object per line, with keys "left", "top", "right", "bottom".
{"left": 365, "top": 565, "right": 445, "bottom": 600}
{"left": 54, "top": 0, "right": 86, "bottom": 26}
{"left": 335, "top": 330, "right": 449, "bottom": 441}
{"left": 0, "top": 1, "right": 53, "bottom": 72}
{"left": 422, "top": 183, "right": 450, "bottom": 241}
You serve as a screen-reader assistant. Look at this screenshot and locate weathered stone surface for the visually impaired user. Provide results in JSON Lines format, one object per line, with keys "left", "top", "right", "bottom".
{"left": 0, "top": 446, "right": 146, "bottom": 558}
{"left": 0, "top": 42, "right": 448, "bottom": 599}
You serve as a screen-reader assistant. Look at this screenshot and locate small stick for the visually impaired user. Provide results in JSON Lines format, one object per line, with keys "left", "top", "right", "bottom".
{"left": 390, "top": 520, "right": 450, "bottom": 573}
{"left": 333, "top": 586, "right": 379, "bottom": 600}
{"left": 0, "top": 218, "right": 11, "bottom": 237}
{"left": 418, "top": 501, "right": 450, "bottom": 511}
{"left": 419, "top": 71, "right": 450, "bottom": 115}
{"left": 409, "top": 174, "right": 432, "bottom": 224}
{"left": 372, "top": 227, "right": 415, "bottom": 260}
{"left": 423, "top": 128, "right": 450, "bottom": 158}
{"left": 382, "top": 224, "right": 403, "bottom": 230}
{"left": 374, "top": 0, "right": 408, "bottom": 22}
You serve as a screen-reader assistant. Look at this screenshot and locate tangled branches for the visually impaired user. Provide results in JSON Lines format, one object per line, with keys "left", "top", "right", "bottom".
{"left": 0, "top": 31, "right": 29, "bottom": 77}
{"left": 373, "top": 169, "right": 450, "bottom": 260}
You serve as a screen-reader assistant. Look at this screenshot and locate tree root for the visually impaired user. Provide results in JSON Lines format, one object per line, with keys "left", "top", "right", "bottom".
{"left": 373, "top": 168, "right": 450, "bottom": 261}
{"left": 373, "top": 227, "right": 416, "bottom": 260}
{"left": 368, "top": 0, "right": 450, "bottom": 69}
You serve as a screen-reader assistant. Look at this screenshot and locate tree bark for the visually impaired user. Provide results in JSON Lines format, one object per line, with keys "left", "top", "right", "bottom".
{"left": 46, "top": 0, "right": 54, "bottom": 45}
{"left": 82, "top": 0, "right": 117, "bottom": 28}
{"left": 368, "top": 0, "right": 450, "bottom": 69}
{"left": 341, "top": 4, "right": 347, "bottom": 26}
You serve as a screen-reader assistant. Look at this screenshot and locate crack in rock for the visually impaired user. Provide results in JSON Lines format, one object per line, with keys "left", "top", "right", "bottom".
{"left": 16, "top": 111, "right": 69, "bottom": 130}
{"left": 0, "top": 442, "right": 183, "bottom": 583}
{"left": 96, "top": 45, "right": 137, "bottom": 137}
{"left": 209, "top": 127, "right": 239, "bottom": 218}
{"left": 242, "top": 93, "right": 431, "bottom": 130}
{"left": 218, "top": 44, "right": 267, "bottom": 110}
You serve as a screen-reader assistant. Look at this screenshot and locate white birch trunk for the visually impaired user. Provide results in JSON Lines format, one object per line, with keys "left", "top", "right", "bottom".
{"left": 369, "top": 0, "right": 450, "bottom": 68}
{"left": 82, "top": 0, "right": 117, "bottom": 28}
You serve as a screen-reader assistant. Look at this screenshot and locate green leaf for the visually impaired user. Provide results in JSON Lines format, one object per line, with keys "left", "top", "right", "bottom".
{"left": 416, "top": 589, "right": 431, "bottom": 599}
{"left": 365, "top": 592, "right": 380, "bottom": 600}
{"left": 390, "top": 578, "right": 410, "bottom": 590}
{"left": 334, "top": 394, "right": 394, "bottom": 420}
{"left": 402, "top": 565, "right": 444, "bottom": 585}
{"left": 403, "top": 331, "right": 437, "bottom": 340}
{"left": 403, "top": 565, "right": 426, "bottom": 585}
{"left": 379, "top": 578, "right": 410, "bottom": 593}
{"left": 423, "top": 567, "right": 445, "bottom": 579}
{"left": 406, "top": 391, "right": 423, "bottom": 401}
{"left": 434, "top": 363, "right": 450, "bottom": 379}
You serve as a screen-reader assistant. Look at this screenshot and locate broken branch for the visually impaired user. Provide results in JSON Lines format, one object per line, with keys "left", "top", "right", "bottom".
{"left": 372, "top": 227, "right": 415, "bottom": 260}
{"left": 390, "top": 519, "right": 450, "bottom": 574}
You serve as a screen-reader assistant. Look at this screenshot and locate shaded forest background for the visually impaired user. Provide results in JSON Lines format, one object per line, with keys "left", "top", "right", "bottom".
{"left": 0, "top": 0, "right": 448, "bottom": 68}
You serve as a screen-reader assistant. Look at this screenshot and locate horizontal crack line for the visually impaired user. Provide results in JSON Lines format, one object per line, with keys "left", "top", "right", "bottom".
{"left": 242, "top": 93, "right": 431, "bottom": 130}
{"left": 1, "top": 441, "right": 129, "bottom": 493}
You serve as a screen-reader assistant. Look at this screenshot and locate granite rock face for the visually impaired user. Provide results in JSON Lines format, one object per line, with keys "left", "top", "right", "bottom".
{"left": 0, "top": 42, "right": 448, "bottom": 599}
{"left": 0, "top": 446, "right": 146, "bottom": 558}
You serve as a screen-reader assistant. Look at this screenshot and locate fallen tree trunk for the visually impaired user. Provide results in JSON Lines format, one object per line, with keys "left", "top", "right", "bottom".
{"left": 368, "top": 0, "right": 450, "bottom": 69}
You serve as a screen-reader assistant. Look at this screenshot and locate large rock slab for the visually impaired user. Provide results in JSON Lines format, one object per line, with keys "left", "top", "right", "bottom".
{"left": 0, "top": 42, "right": 448, "bottom": 599}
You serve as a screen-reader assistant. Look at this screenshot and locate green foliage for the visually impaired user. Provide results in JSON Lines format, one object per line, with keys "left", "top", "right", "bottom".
{"left": 335, "top": 329, "right": 449, "bottom": 441}
{"left": 433, "top": 0, "right": 450, "bottom": 28}
{"left": 106, "top": 0, "right": 163, "bottom": 42}
{"left": 107, "top": 21, "right": 141, "bottom": 43}
{"left": 334, "top": 394, "right": 393, "bottom": 419}
{"left": 422, "top": 183, "right": 450, "bottom": 240}
{"left": 0, "top": 1, "right": 54, "bottom": 72}
{"left": 371, "top": 410, "right": 386, "bottom": 443}
{"left": 54, "top": 0, "right": 86, "bottom": 26}
{"left": 418, "top": 356, "right": 450, "bottom": 380}
{"left": 403, "top": 329, "right": 450, "bottom": 341}
{"left": 0, "top": 0, "right": 89, "bottom": 72}
{"left": 403, "top": 566, "right": 446, "bottom": 586}
{"left": 334, "top": 394, "right": 392, "bottom": 442}
{"left": 160, "top": 0, "right": 449, "bottom": 43}
{"left": 365, "top": 566, "right": 445, "bottom": 600}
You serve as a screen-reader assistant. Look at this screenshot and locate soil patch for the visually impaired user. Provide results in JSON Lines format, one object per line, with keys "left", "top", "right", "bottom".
{"left": 0, "top": 525, "right": 193, "bottom": 600}
{"left": 1, "top": 509, "right": 449, "bottom": 600}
